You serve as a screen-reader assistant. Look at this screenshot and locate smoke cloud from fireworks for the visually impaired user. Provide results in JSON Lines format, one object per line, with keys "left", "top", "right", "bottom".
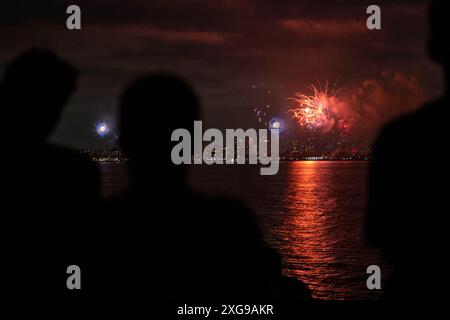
{"left": 286, "top": 72, "right": 424, "bottom": 145}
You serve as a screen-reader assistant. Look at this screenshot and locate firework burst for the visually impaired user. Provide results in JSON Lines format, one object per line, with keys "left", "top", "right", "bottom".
{"left": 288, "top": 82, "right": 334, "bottom": 129}
{"left": 287, "top": 81, "right": 352, "bottom": 136}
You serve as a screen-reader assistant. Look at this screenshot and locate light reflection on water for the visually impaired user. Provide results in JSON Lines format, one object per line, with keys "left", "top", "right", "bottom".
{"left": 282, "top": 161, "right": 343, "bottom": 299}
{"left": 273, "top": 161, "right": 383, "bottom": 299}
{"left": 100, "top": 161, "right": 386, "bottom": 300}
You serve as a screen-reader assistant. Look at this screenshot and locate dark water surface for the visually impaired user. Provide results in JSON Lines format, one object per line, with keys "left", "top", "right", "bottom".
{"left": 100, "top": 161, "right": 386, "bottom": 300}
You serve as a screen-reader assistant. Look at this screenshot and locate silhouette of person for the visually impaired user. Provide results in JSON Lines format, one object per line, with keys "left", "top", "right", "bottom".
{"left": 368, "top": 0, "right": 450, "bottom": 299}
{"left": 101, "top": 73, "right": 311, "bottom": 302}
{"left": 0, "top": 49, "right": 100, "bottom": 296}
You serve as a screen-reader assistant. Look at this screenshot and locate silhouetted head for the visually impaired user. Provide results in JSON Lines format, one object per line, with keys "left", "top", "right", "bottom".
{"left": 120, "top": 73, "right": 200, "bottom": 186}
{"left": 0, "top": 49, "right": 77, "bottom": 145}
{"left": 428, "top": 1, "right": 450, "bottom": 71}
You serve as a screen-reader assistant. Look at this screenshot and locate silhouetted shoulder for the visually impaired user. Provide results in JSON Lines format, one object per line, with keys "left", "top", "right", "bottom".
{"left": 42, "top": 144, "right": 95, "bottom": 167}
{"left": 37, "top": 143, "right": 100, "bottom": 200}
{"left": 368, "top": 97, "right": 449, "bottom": 255}
{"left": 50, "top": 142, "right": 97, "bottom": 167}
{"left": 204, "top": 196, "right": 263, "bottom": 240}
{"left": 373, "top": 98, "right": 447, "bottom": 159}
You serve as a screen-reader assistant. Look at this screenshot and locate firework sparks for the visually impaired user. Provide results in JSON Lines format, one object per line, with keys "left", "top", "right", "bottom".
{"left": 288, "top": 84, "right": 335, "bottom": 129}
{"left": 269, "top": 117, "right": 286, "bottom": 133}
{"left": 253, "top": 105, "right": 270, "bottom": 124}
{"left": 96, "top": 122, "right": 110, "bottom": 137}
{"left": 287, "top": 81, "right": 352, "bottom": 136}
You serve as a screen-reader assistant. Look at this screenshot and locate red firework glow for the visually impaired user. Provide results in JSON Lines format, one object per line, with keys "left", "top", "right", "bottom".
{"left": 287, "top": 83, "right": 352, "bottom": 136}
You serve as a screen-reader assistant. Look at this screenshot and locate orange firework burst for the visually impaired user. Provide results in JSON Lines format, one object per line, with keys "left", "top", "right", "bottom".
{"left": 287, "top": 81, "right": 342, "bottom": 132}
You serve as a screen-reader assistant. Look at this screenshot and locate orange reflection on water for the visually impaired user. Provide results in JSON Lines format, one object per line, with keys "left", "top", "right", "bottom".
{"left": 280, "top": 161, "right": 348, "bottom": 299}
{"left": 186, "top": 161, "right": 378, "bottom": 299}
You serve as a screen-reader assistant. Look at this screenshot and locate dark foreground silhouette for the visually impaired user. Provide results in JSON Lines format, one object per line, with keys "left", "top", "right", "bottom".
{"left": 95, "top": 74, "right": 312, "bottom": 301}
{"left": 0, "top": 50, "right": 309, "bottom": 304}
{"left": 0, "top": 49, "right": 100, "bottom": 296}
{"left": 368, "top": 0, "right": 450, "bottom": 299}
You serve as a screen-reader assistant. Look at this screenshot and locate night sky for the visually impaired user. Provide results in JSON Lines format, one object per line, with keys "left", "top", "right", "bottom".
{"left": 0, "top": 0, "right": 442, "bottom": 150}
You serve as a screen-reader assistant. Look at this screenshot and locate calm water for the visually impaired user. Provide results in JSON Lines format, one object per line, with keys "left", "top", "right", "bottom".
{"left": 100, "top": 161, "right": 386, "bottom": 300}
